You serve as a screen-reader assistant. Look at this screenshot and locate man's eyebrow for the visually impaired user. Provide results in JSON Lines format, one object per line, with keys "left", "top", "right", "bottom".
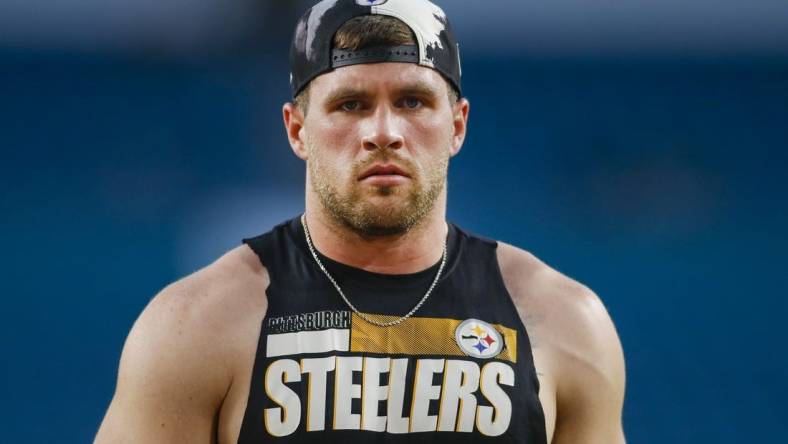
{"left": 323, "top": 87, "right": 368, "bottom": 104}
{"left": 395, "top": 82, "right": 441, "bottom": 97}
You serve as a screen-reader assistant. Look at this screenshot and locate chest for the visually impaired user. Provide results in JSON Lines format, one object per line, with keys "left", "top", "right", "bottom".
{"left": 216, "top": 317, "right": 557, "bottom": 444}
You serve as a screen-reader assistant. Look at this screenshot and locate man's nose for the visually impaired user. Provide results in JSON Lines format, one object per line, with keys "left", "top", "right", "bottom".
{"left": 360, "top": 105, "right": 404, "bottom": 151}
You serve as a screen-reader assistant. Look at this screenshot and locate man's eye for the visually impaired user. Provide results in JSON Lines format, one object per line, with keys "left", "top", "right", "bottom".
{"left": 340, "top": 101, "right": 361, "bottom": 111}
{"left": 403, "top": 97, "right": 422, "bottom": 109}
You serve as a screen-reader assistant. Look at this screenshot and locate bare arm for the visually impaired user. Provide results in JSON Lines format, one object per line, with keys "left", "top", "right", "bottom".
{"left": 94, "top": 278, "right": 233, "bottom": 443}
{"left": 496, "top": 241, "right": 626, "bottom": 443}
{"left": 551, "top": 286, "right": 626, "bottom": 444}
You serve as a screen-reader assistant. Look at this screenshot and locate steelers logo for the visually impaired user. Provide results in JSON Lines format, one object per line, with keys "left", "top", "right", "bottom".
{"left": 455, "top": 319, "right": 504, "bottom": 359}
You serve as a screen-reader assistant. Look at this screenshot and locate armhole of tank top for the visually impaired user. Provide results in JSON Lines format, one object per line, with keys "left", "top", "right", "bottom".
{"left": 489, "top": 240, "right": 543, "bottom": 394}
{"left": 488, "top": 240, "right": 549, "bottom": 444}
{"left": 239, "top": 236, "right": 275, "bottom": 363}
{"left": 236, "top": 239, "right": 274, "bottom": 444}
{"left": 241, "top": 236, "right": 276, "bottom": 289}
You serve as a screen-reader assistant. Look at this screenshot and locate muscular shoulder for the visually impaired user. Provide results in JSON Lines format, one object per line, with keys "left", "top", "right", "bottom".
{"left": 119, "top": 244, "right": 269, "bottom": 405}
{"left": 495, "top": 241, "right": 625, "bottom": 403}
{"left": 148, "top": 243, "right": 268, "bottom": 332}
{"left": 141, "top": 244, "right": 267, "bottom": 365}
{"left": 96, "top": 245, "right": 269, "bottom": 442}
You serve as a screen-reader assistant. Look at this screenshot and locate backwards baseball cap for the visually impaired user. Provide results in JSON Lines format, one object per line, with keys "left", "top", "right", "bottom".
{"left": 289, "top": 0, "right": 462, "bottom": 99}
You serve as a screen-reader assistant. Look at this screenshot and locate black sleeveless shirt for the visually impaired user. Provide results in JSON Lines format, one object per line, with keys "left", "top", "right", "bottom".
{"left": 237, "top": 216, "right": 547, "bottom": 443}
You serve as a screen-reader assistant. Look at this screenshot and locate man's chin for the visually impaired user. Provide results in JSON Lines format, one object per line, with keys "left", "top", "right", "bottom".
{"left": 351, "top": 223, "right": 411, "bottom": 238}
{"left": 344, "top": 205, "right": 423, "bottom": 237}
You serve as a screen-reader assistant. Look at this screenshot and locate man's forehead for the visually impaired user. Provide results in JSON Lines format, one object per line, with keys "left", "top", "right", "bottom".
{"left": 310, "top": 62, "right": 448, "bottom": 98}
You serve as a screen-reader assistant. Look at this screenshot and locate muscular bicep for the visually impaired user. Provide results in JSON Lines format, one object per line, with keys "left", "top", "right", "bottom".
{"left": 551, "top": 288, "right": 627, "bottom": 444}
{"left": 95, "top": 286, "right": 230, "bottom": 444}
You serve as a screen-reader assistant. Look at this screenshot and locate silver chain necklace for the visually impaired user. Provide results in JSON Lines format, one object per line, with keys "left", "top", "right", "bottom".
{"left": 300, "top": 214, "right": 448, "bottom": 327}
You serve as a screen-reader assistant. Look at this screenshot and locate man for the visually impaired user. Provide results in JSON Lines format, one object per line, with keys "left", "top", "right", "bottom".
{"left": 95, "top": 0, "right": 626, "bottom": 443}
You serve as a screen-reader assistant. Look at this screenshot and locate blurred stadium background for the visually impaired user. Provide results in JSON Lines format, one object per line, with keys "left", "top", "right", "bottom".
{"left": 1, "top": 1, "right": 786, "bottom": 442}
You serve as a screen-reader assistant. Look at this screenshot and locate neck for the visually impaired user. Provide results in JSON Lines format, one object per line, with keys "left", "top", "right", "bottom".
{"left": 303, "top": 191, "right": 449, "bottom": 275}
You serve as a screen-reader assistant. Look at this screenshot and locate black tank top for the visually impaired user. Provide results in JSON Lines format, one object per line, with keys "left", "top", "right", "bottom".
{"left": 237, "top": 216, "right": 547, "bottom": 443}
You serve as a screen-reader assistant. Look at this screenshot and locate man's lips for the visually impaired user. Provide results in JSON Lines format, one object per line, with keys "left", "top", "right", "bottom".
{"left": 358, "top": 164, "right": 411, "bottom": 181}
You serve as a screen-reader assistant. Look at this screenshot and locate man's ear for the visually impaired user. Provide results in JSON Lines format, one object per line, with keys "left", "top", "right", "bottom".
{"left": 283, "top": 103, "right": 308, "bottom": 160}
{"left": 450, "top": 97, "right": 470, "bottom": 157}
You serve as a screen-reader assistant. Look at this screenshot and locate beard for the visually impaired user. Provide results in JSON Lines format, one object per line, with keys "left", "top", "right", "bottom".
{"left": 306, "top": 140, "right": 449, "bottom": 238}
